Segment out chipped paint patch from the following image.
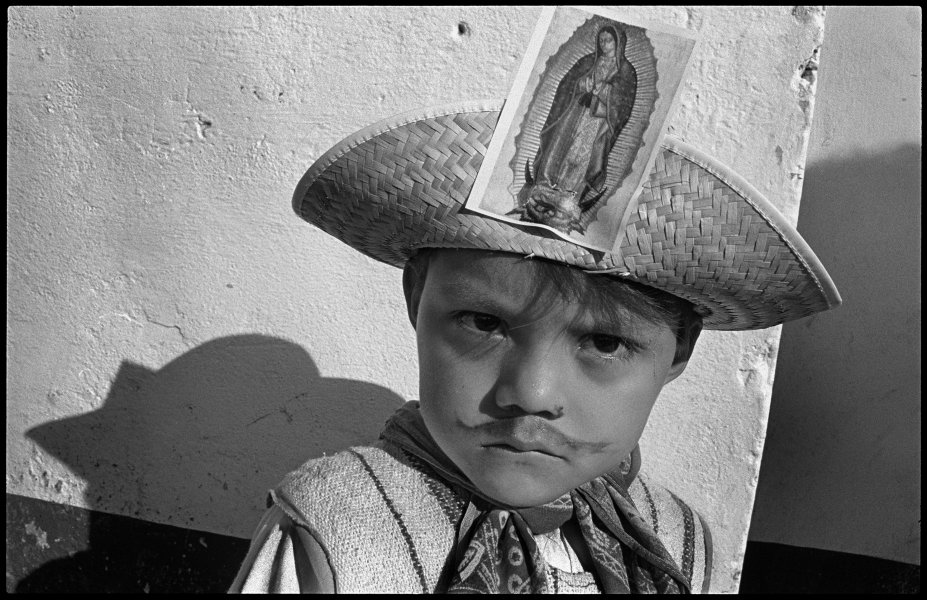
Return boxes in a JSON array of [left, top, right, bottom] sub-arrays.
[[24, 520, 50, 549]]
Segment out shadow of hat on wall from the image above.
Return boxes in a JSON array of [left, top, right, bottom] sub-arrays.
[[19, 334, 405, 592]]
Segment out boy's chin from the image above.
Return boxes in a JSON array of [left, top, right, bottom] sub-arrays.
[[469, 471, 572, 509]]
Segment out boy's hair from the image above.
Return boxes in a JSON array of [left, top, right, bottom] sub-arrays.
[[406, 248, 702, 365]]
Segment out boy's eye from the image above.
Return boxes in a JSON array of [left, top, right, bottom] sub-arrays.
[[585, 333, 641, 361], [456, 311, 502, 333], [470, 313, 502, 332], [590, 334, 623, 354]]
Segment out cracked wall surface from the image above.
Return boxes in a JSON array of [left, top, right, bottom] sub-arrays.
[[7, 6, 829, 593]]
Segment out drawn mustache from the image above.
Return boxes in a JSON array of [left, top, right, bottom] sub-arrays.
[[458, 416, 611, 454]]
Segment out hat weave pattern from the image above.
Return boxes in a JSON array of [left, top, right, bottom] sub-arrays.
[[294, 101, 840, 330]]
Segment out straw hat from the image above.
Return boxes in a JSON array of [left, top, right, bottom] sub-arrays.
[[292, 99, 841, 331]]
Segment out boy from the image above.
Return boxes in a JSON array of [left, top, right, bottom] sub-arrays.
[[228, 105, 840, 594], [230, 11, 840, 594]]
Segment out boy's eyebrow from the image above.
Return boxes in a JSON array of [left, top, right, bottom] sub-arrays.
[[433, 279, 506, 308], [432, 273, 559, 323], [567, 311, 653, 346]]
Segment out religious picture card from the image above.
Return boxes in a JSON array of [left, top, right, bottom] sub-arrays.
[[465, 5, 699, 252]]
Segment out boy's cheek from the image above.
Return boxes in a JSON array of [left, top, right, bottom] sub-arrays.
[[420, 344, 495, 403], [420, 323, 498, 380]]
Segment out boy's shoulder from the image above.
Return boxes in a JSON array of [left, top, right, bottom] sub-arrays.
[[269, 441, 463, 593], [272, 440, 465, 527], [627, 473, 713, 594]]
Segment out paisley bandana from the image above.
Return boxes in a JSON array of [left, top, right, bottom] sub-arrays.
[[379, 402, 690, 594]]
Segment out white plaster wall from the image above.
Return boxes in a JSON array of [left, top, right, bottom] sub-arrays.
[[748, 6, 922, 566], [7, 6, 827, 593]]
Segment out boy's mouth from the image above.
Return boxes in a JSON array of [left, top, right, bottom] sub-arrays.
[[458, 416, 612, 456], [483, 441, 561, 457]]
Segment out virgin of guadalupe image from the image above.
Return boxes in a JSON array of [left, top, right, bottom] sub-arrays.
[[511, 24, 638, 234]]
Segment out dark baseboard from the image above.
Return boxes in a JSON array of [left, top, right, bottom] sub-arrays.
[[6, 493, 249, 593], [6, 492, 921, 593], [740, 540, 920, 594]]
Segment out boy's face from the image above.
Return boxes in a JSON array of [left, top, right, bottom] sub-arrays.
[[406, 250, 688, 508]]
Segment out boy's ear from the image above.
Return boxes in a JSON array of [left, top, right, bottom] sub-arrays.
[[664, 317, 702, 385], [402, 263, 423, 329], [663, 359, 690, 385]]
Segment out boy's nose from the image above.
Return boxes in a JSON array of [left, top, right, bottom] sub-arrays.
[[493, 344, 565, 418]]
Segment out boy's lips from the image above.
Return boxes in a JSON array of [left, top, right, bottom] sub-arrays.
[[484, 439, 561, 457], [487, 419, 565, 456], [458, 416, 611, 457]]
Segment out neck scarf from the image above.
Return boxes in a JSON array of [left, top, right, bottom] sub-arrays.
[[379, 402, 690, 594]]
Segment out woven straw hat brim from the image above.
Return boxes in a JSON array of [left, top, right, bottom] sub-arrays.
[[293, 100, 841, 331]]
